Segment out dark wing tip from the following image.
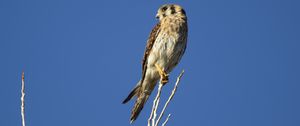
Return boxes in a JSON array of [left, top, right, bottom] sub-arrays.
[[122, 97, 131, 104], [122, 84, 141, 104]]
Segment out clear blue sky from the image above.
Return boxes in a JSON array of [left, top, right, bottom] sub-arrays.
[[1, 0, 300, 126]]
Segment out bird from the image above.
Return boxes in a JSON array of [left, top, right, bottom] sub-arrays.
[[122, 4, 188, 123]]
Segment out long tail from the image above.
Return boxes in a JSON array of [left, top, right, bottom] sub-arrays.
[[130, 93, 150, 123], [123, 80, 155, 123], [122, 80, 150, 123]]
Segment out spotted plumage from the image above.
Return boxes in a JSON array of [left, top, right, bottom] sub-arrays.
[[123, 4, 188, 123]]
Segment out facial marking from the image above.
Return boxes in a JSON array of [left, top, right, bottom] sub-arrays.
[[170, 5, 176, 14], [161, 6, 168, 12]]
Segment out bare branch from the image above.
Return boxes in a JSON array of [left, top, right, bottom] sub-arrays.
[[147, 70, 185, 126], [21, 72, 26, 126], [148, 83, 163, 126], [155, 70, 184, 126]]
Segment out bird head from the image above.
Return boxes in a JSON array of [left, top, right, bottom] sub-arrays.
[[156, 4, 187, 20]]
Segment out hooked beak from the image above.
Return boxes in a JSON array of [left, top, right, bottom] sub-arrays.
[[155, 14, 159, 19]]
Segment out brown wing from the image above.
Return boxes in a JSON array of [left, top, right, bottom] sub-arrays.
[[140, 23, 161, 85]]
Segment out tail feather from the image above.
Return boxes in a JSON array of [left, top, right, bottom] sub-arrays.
[[130, 93, 150, 123], [123, 87, 139, 104], [123, 81, 141, 104], [123, 80, 156, 123]]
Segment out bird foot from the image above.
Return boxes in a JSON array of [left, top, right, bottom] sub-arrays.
[[155, 64, 169, 85]]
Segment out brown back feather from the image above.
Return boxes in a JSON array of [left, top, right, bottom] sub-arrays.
[[141, 23, 161, 86]]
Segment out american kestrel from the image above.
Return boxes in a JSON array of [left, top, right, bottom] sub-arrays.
[[123, 4, 188, 123]]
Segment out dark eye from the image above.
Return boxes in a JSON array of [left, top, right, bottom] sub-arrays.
[[162, 6, 168, 12]]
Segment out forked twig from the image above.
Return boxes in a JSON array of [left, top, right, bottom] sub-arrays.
[[155, 70, 184, 126], [148, 70, 184, 126]]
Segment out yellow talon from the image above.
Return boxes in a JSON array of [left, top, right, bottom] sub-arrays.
[[155, 64, 169, 85]]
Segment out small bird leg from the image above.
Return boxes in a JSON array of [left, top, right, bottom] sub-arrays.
[[154, 64, 169, 85]]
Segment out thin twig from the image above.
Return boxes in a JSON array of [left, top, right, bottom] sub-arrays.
[[148, 83, 163, 126], [162, 114, 171, 126], [155, 70, 184, 126], [21, 72, 26, 126]]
